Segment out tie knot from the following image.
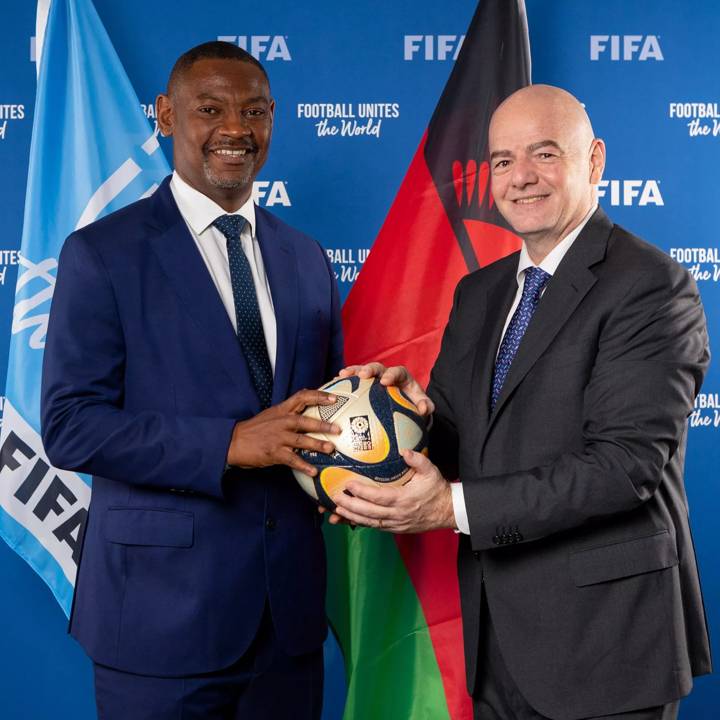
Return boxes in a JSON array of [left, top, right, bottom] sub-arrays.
[[523, 266, 551, 297], [213, 214, 247, 241]]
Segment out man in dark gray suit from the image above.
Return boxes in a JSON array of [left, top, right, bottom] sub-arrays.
[[331, 85, 712, 720]]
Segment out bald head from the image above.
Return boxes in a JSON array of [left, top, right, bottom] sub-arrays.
[[488, 84, 605, 260], [490, 85, 595, 152]]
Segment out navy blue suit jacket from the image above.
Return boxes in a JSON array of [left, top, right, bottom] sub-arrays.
[[41, 177, 344, 676]]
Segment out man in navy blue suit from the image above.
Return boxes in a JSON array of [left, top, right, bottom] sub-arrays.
[[41, 41, 343, 720]]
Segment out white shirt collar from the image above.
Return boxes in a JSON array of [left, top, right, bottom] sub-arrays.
[[170, 170, 256, 237], [516, 204, 598, 284]]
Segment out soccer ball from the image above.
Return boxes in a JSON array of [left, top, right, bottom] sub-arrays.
[[293, 376, 428, 509]]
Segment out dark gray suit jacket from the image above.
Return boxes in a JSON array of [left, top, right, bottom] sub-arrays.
[[428, 208, 712, 720]]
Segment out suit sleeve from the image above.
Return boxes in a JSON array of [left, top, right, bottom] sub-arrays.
[[41, 232, 236, 499], [427, 280, 463, 481], [461, 262, 709, 551]]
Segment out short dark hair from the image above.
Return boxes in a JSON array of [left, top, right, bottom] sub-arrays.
[[167, 41, 269, 96]]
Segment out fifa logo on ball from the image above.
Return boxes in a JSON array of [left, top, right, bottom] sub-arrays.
[[350, 415, 373, 451]]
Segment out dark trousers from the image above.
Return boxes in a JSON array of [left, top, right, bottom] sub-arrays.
[[93, 606, 323, 720], [473, 587, 679, 720]]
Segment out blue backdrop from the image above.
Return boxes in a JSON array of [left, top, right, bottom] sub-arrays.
[[0, 1, 718, 718]]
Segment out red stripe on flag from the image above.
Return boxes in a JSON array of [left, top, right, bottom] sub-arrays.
[[464, 219, 521, 267]]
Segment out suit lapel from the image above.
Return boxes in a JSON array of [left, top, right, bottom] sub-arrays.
[[147, 179, 260, 408], [470, 262, 518, 426], [484, 208, 613, 437], [255, 208, 299, 405]]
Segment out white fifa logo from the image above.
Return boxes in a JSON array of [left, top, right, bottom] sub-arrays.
[[590, 35, 663, 61], [597, 180, 664, 206], [252, 181, 291, 207], [217, 36, 291, 61], [403, 35, 465, 60]]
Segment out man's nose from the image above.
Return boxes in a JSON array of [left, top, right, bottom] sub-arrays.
[[510, 157, 538, 187], [219, 110, 251, 137]]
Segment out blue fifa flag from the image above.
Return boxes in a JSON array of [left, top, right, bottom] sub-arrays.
[[0, 0, 169, 616]]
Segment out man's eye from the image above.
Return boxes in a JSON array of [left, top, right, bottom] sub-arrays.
[[537, 152, 555, 159], [198, 107, 218, 114], [245, 109, 266, 118], [494, 160, 510, 170]]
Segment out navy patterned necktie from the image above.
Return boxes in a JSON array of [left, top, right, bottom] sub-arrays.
[[491, 266, 552, 411], [213, 214, 273, 409]]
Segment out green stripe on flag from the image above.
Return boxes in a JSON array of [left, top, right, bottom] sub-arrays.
[[325, 524, 452, 720]]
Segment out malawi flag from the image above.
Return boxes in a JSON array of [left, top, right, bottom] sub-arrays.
[[325, 1, 531, 718]]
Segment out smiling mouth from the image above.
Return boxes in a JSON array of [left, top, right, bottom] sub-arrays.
[[205, 144, 258, 161], [211, 147, 254, 157], [512, 195, 549, 205]]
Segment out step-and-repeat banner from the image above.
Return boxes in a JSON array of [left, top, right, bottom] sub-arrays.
[[0, 1, 718, 718]]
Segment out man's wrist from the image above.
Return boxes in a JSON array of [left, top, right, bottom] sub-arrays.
[[441, 482, 457, 530], [226, 420, 244, 466]]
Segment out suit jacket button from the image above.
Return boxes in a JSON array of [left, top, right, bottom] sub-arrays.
[[473, 551, 481, 559], [265, 517, 276, 531]]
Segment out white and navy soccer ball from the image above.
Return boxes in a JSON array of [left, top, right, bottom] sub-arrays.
[[293, 376, 428, 509]]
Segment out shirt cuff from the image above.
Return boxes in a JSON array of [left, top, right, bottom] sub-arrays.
[[451, 482, 470, 535]]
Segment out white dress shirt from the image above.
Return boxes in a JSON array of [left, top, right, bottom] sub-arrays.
[[451, 206, 598, 534], [170, 171, 277, 372]]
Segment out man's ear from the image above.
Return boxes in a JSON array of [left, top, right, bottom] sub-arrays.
[[156, 93, 174, 137], [589, 138, 606, 185]]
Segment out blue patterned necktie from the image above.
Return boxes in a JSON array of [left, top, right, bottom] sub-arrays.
[[491, 266, 552, 411], [213, 214, 273, 409]]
